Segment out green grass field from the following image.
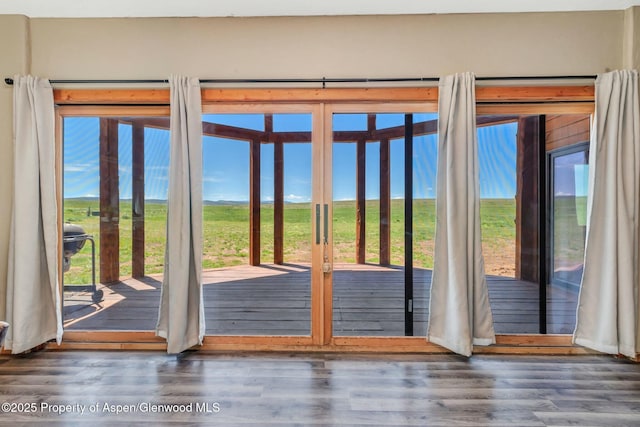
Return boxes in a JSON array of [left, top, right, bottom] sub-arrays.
[[63, 198, 519, 284]]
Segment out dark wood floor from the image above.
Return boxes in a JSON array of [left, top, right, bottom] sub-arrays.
[[1, 351, 639, 426], [63, 264, 578, 336]]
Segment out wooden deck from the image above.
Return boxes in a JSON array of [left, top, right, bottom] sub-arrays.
[[63, 264, 578, 336]]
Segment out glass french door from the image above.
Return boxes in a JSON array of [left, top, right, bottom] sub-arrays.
[[200, 103, 438, 340], [201, 105, 323, 337], [547, 141, 589, 333], [324, 105, 438, 338]]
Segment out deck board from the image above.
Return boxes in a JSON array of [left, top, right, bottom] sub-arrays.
[[63, 264, 578, 336]]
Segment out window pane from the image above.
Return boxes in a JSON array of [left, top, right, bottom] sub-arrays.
[[202, 112, 312, 336], [479, 118, 539, 334], [548, 144, 588, 333], [332, 112, 436, 337], [63, 116, 169, 331]]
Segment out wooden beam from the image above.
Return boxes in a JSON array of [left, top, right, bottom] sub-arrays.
[[202, 121, 264, 141], [380, 138, 391, 266], [268, 114, 284, 265], [55, 89, 170, 104], [477, 103, 594, 115], [53, 86, 594, 106], [202, 87, 440, 103], [274, 141, 284, 264], [356, 138, 366, 264], [132, 122, 145, 278], [99, 118, 120, 283], [476, 86, 594, 103], [367, 113, 376, 132], [126, 116, 517, 146], [269, 131, 310, 143], [50, 332, 598, 355], [58, 105, 170, 118], [250, 138, 261, 266], [515, 116, 540, 283]]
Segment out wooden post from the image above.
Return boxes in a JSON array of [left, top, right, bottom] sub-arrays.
[[274, 139, 284, 265], [265, 114, 284, 265], [99, 118, 120, 283], [250, 138, 261, 266], [380, 138, 391, 265], [516, 116, 540, 282], [132, 122, 145, 278], [356, 138, 366, 264]]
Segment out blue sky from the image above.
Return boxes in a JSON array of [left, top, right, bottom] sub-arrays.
[[63, 114, 518, 202]]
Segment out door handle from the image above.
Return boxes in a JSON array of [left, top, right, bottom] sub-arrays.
[[323, 204, 329, 244], [322, 204, 331, 273], [315, 204, 321, 245]]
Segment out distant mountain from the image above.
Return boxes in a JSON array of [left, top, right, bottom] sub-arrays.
[[203, 200, 249, 206], [65, 197, 305, 206]]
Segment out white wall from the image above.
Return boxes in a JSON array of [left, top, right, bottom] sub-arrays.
[[29, 12, 623, 80], [0, 15, 29, 320], [624, 7, 640, 68]]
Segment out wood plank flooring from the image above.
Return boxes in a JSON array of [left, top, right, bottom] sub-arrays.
[[63, 264, 578, 336], [0, 351, 639, 426]]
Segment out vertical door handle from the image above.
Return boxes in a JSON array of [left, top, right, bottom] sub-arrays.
[[323, 204, 329, 244], [315, 204, 321, 245], [322, 203, 331, 273]]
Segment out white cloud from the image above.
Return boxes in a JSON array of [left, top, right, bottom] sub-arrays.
[[285, 193, 310, 202], [64, 163, 95, 172], [203, 175, 226, 183]]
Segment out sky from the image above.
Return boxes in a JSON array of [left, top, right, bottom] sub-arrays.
[[63, 114, 519, 202]]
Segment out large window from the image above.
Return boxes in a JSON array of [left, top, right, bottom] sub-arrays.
[[62, 113, 170, 330], [57, 87, 594, 352]]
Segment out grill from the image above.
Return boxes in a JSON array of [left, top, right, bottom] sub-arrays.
[[0, 321, 8, 348], [63, 223, 102, 303], [63, 223, 87, 271]]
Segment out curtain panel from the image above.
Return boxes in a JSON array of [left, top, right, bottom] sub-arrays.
[[156, 76, 205, 354], [5, 75, 61, 354], [427, 72, 496, 357], [573, 69, 640, 359]]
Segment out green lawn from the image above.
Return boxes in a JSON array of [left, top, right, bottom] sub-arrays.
[[63, 198, 518, 284]]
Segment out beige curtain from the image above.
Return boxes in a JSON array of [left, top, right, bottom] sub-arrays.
[[427, 72, 495, 357], [573, 69, 640, 359], [156, 76, 205, 354], [4, 76, 61, 354]]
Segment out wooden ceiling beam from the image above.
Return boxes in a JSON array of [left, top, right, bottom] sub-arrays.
[[123, 115, 522, 144]]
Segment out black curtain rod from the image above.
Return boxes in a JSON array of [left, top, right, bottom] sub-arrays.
[[3, 75, 597, 86]]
